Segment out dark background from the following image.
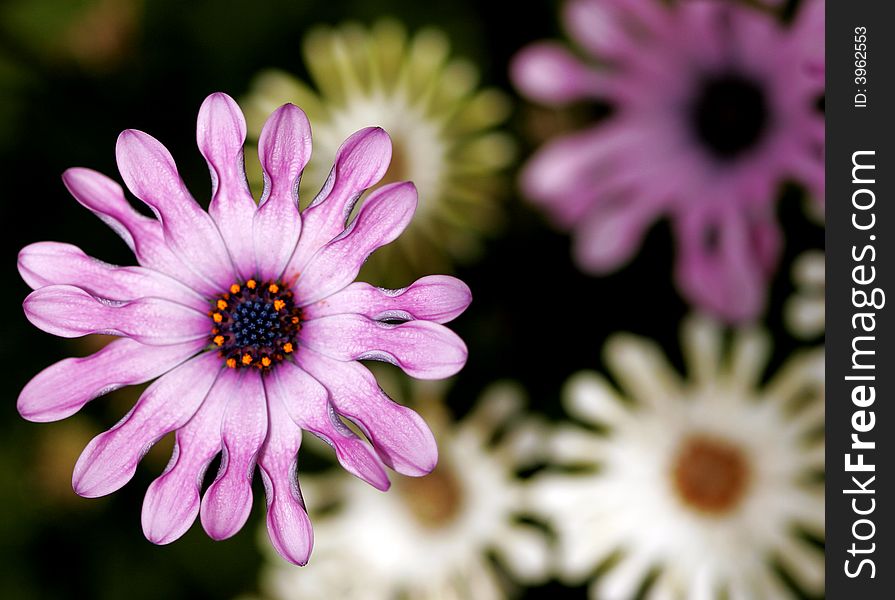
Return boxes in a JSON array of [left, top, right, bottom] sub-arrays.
[[0, 0, 822, 598]]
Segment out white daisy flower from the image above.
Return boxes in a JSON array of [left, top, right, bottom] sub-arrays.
[[530, 316, 824, 599], [258, 381, 549, 600], [243, 20, 514, 286], [785, 250, 825, 339]]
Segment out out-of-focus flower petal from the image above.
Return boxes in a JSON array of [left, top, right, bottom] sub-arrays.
[[269, 361, 390, 490], [303, 275, 471, 323], [18, 242, 205, 309], [72, 352, 221, 497], [116, 129, 236, 291], [572, 200, 659, 273], [200, 372, 268, 540], [297, 349, 438, 476], [141, 368, 235, 544], [253, 103, 311, 280], [300, 314, 467, 380], [511, 42, 605, 105], [562, 0, 668, 60], [18, 337, 204, 423], [793, 0, 824, 83], [257, 385, 314, 566], [674, 210, 772, 324], [198, 92, 258, 280], [285, 127, 392, 276], [24, 284, 209, 345], [294, 182, 416, 305]]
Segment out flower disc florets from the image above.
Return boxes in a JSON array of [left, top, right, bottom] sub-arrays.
[[210, 279, 301, 370]]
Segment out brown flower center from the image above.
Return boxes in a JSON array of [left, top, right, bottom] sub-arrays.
[[396, 461, 464, 528], [671, 434, 750, 515]]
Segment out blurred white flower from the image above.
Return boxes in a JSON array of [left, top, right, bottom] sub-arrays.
[[529, 316, 824, 599], [785, 250, 825, 339], [259, 381, 549, 600]]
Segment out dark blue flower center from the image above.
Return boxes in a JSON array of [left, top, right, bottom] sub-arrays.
[[208, 279, 301, 371], [232, 300, 281, 348]]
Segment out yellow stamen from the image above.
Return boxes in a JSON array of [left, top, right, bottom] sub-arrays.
[[213, 335, 225, 346], [213, 313, 223, 323], [246, 279, 257, 289], [241, 353, 253, 365], [273, 299, 286, 311], [230, 284, 241, 294], [226, 358, 237, 369], [261, 357, 272, 367], [283, 342, 294, 353], [217, 299, 228, 310], [268, 283, 279, 293]]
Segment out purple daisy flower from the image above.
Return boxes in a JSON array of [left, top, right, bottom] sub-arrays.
[[511, 0, 824, 322], [17, 92, 471, 565]]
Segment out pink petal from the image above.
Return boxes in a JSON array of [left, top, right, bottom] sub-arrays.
[[793, 0, 824, 82], [257, 385, 313, 565], [61, 168, 187, 279], [294, 182, 417, 305], [750, 214, 783, 275], [520, 124, 646, 224], [200, 372, 268, 540], [572, 199, 659, 273], [303, 275, 472, 324], [116, 129, 235, 291], [72, 352, 221, 498], [511, 42, 605, 105], [674, 209, 773, 323], [253, 104, 311, 280], [297, 349, 438, 476], [284, 127, 392, 277], [561, 0, 665, 61], [198, 93, 258, 280], [268, 361, 390, 490], [18, 337, 204, 423], [300, 314, 467, 379], [141, 367, 235, 545], [24, 284, 209, 345], [18, 242, 205, 309]]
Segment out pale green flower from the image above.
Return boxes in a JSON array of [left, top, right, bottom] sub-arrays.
[[243, 20, 514, 285]]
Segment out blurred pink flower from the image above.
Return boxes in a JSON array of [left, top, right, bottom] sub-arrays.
[[512, 0, 824, 322], [17, 92, 470, 565]]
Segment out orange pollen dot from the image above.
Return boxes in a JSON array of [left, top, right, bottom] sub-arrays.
[[230, 284, 241, 294], [213, 335, 225, 346], [268, 284, 279, 293], [273, 299, 286, 311], [291, 316, 299, 324], [261, 357, 272, 367], [217, 299, 228, 310], [246, 279, 257, 289], [226, 358, 237, 369], [283, 342, 294, 353], [241, 354, 253, 365], [213, 313, 223, 323]]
